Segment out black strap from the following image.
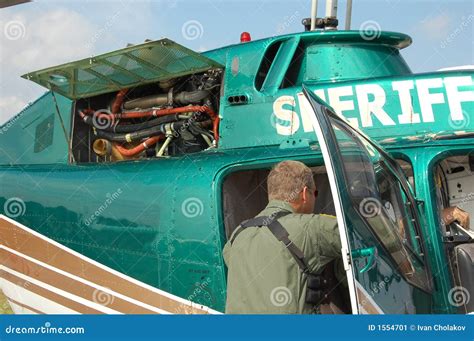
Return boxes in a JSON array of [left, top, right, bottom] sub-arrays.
[[230, 211, 309, 273]]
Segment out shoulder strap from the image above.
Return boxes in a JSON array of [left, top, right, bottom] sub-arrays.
[[230, 211, 309, 273], [266, 218, 310, 273]]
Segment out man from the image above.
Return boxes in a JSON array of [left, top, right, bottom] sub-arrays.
[[223, 160, 345, 314]]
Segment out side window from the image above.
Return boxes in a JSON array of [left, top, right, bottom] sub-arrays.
[[280, 43, 304, 89], [34, 114, 55, 153], [330, 119, 430, 290], [254, 41, 283, 91], [433, 153, 474, 234]]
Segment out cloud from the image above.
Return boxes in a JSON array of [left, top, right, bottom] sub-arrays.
[[419, 14, 453, 40], [0, 96, 27, 124], [2, 8, 97, 71], [0, 8, 97, 124]]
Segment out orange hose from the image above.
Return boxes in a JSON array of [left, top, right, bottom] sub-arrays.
[[114, 135, 163, 157], [78, 108, 94, 119], [116, 106, 216, 119], [112, 89, 128, 114]]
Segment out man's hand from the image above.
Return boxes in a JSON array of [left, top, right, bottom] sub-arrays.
[[442, 207, 470, 230]]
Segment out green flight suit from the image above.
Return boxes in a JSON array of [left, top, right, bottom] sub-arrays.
[[223, 199, 344, 314]]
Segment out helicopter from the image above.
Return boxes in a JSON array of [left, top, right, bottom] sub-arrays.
[[0, 0, 473, 314]]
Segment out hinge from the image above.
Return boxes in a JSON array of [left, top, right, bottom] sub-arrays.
[[342, 247, 351, 271]]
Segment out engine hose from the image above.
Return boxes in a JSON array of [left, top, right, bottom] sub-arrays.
[[114, 135, 163, 157], [94, 120, 187, 142], [111, 115, 180, 133], [80, 105, 219, 143], [174, 90, 209, 105], [80, 112, 180, 133], [123, 90, 209, 110], [118, 105, 219, 142], [111, 89, 128, 114]]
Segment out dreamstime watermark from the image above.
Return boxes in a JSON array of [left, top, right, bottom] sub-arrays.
[[172, 112, 204, 138], [0, 111, 25, 135], [92, 109, 115, 130], [5, 322, 84, 335], [4, 20, 26, 40], [187, 277, 211, 302], [3, 197, 26, 218], [370, 277, 390, 295], [359, 20, 381, 41], [261, 10, 300, 50], [84, 188, 122, 226], [440, 15, 474, 49], [261, 187, 301, 226], [269, 111, 290, 130], [448, 110, 470, 130], [92, 288, 115, 307], [358, 197, 382, 218], [181, 197, 204, 218], [270, 286, 292, 307], [181, 20, 203, 40], [447, 286, 470, 307], [84, 5, 127, 50], [276, 11, 300, 35]]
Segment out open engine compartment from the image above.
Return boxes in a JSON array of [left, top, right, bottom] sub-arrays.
[[71, 69, 222, 163]]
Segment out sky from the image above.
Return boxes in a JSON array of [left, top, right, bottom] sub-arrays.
[[0, 0, 472, 124]]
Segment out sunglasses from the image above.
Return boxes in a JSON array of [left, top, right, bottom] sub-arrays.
[[305, 187, 318, 197]]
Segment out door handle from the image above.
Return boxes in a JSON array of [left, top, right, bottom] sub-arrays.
[[351, 246, 377, 273]]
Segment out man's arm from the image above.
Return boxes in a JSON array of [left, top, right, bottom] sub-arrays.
[[304, 214, 342, 272], [317, 214, 342, 258], [443, 206, 470, 229]]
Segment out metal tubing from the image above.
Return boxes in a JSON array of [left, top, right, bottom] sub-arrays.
[[310, 0, 318, 31], [325, 0, 338, 18], [345, 0, 352, 30]]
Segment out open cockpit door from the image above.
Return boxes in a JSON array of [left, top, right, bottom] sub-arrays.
[[302, 86, 432, 314], [22, 38, 223, 100]]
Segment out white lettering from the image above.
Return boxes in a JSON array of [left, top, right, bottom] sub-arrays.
[[297, 92, 315, 133], [272, 95, 299, 135], [416, 78, 445, 122], [444, 76, 474, 120], [392, 80, 421, 124], [314, 89, 326, 102], [355, 84, 396, 127], [328, 86, 359, 127]]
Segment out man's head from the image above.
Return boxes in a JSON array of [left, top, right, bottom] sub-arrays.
[[267, 160, 316, 214]]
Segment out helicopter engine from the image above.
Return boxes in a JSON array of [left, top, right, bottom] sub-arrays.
[[73, 69, 222, 162]]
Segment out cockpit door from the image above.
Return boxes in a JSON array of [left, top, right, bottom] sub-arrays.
[[302, 86, 432, 314]]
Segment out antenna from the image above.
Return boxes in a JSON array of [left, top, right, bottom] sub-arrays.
[[305, 0, 352, 31], [325, 0, 338, 19], [345, 0, 353, 30], [325, 0, 338, 30], [310, 0, 318, 31]]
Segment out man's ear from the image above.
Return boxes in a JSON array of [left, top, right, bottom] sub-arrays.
[[302, 186, 309, 203]]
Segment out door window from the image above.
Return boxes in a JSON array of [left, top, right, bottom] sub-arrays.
[[329, 116, 429, 291]]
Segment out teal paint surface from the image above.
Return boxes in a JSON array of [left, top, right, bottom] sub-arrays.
[[1, 29, 473, 313]]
